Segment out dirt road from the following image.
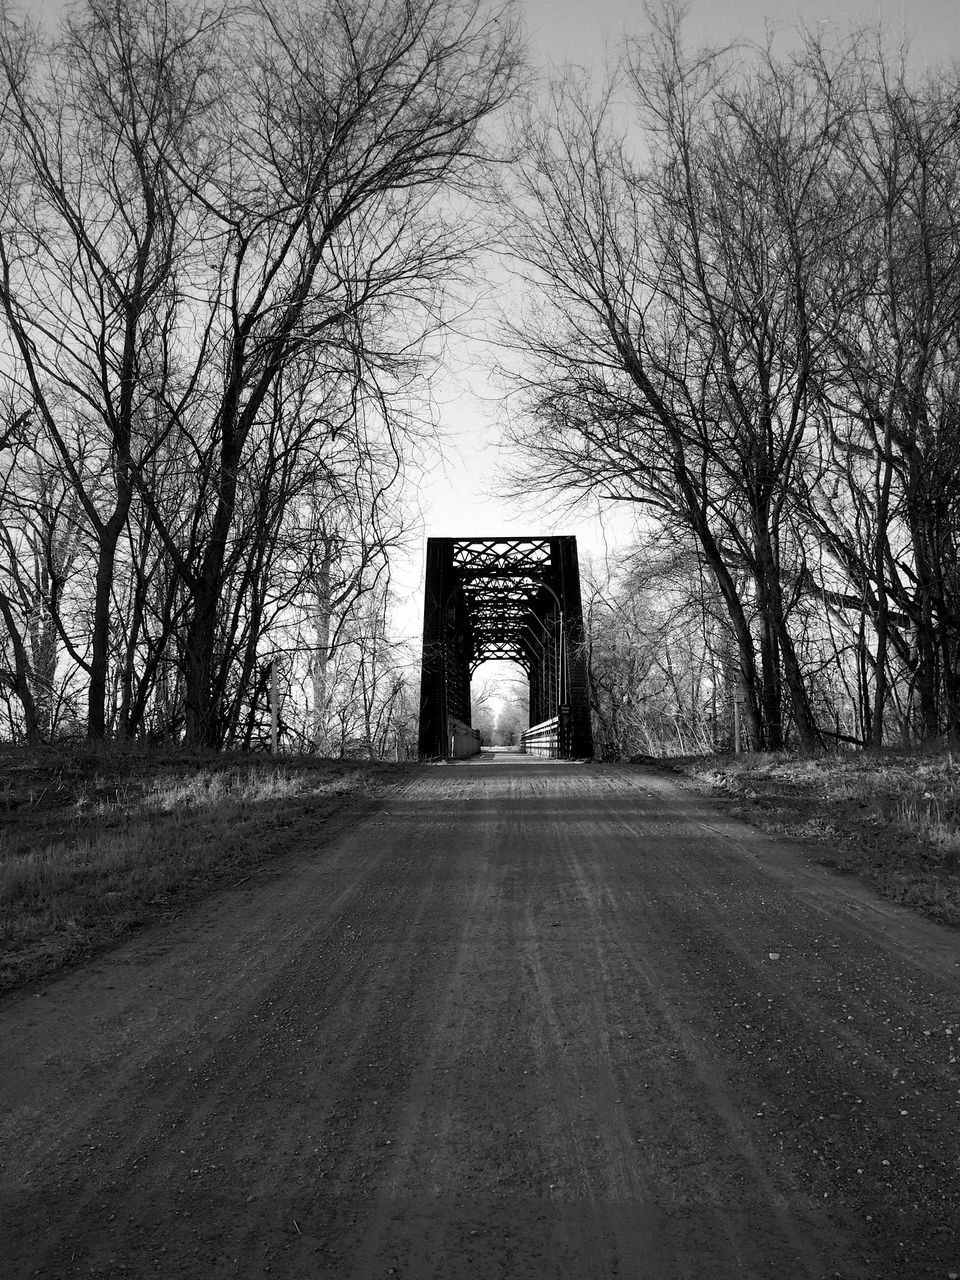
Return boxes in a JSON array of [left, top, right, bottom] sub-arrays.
[[1, 753, 958, 1279]]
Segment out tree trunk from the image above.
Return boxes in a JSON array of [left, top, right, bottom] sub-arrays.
[[761, 531, 821, 750], [911, 526, 939, 740], [183, 426, 242, 745], [0, 589, 41, 744], [757, 610, 782, 750], [870, 407, 896, 747], [87, 501, 131, 740], [913, 610, 939, 740], [310, 541, 333, 750], [183, 579, 220, 747], [671, 471, 764, 750], [753, 509, 786, 751]]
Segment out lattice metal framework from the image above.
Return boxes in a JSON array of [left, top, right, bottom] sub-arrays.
[[418, 536, 593, 758]]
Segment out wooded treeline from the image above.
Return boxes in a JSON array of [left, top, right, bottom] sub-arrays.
[[0, 0, 515, 749], [505, 5, 960, 756], [5, 0, 960, 760]]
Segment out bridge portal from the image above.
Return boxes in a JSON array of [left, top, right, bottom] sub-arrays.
[[417, 536, 593, 759]]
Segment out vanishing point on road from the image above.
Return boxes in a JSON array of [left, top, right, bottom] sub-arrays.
[[1, 751, 958, 1278]]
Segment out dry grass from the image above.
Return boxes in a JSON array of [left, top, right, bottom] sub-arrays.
[[0, 747, 411, 994], [663, 748, 960, 928]]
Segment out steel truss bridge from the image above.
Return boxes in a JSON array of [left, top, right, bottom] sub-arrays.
[[417, 536, 593, 759]]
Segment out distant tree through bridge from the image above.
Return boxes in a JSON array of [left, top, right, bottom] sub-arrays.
[[418, 537, 593, 759]]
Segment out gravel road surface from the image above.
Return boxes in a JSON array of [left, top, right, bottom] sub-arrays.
[[1, 752, 958, 1279]]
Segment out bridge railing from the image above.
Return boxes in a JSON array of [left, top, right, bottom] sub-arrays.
[[520, 716, 560, 757]]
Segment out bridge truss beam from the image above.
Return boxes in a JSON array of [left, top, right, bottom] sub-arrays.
[[418, 536, 593, 759]]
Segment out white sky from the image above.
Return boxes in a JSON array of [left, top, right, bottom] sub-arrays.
[[17, 0, 960, 657], [396, 0, 960, 651]]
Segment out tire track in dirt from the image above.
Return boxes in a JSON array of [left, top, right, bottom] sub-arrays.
[[0, 755, 958, 1278], [561, 840, 831, 1277], [557, 769, 959, 1276]]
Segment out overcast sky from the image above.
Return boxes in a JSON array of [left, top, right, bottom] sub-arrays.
[[401, 0, 960, 645], [18, 0, 960, 646], [525, 0, 960, 70]]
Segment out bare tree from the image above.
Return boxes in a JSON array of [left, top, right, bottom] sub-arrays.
[[0, 0, 518, 746], [502, 8, 858, 749], [795, 36, 960, 744], [152, 0, 518, 745], [581, 542, 724, 759], [0, 0, 219, 737]]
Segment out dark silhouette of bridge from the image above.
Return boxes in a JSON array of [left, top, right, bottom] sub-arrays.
[[417, 536, 593, 759]]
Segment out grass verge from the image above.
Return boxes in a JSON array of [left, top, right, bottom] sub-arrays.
[[0, 746, 412, 995], [659, 749, 960, 928]]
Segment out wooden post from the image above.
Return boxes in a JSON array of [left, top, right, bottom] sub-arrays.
[[733, 697, 741, 756], [270, 657, 278, 755]]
